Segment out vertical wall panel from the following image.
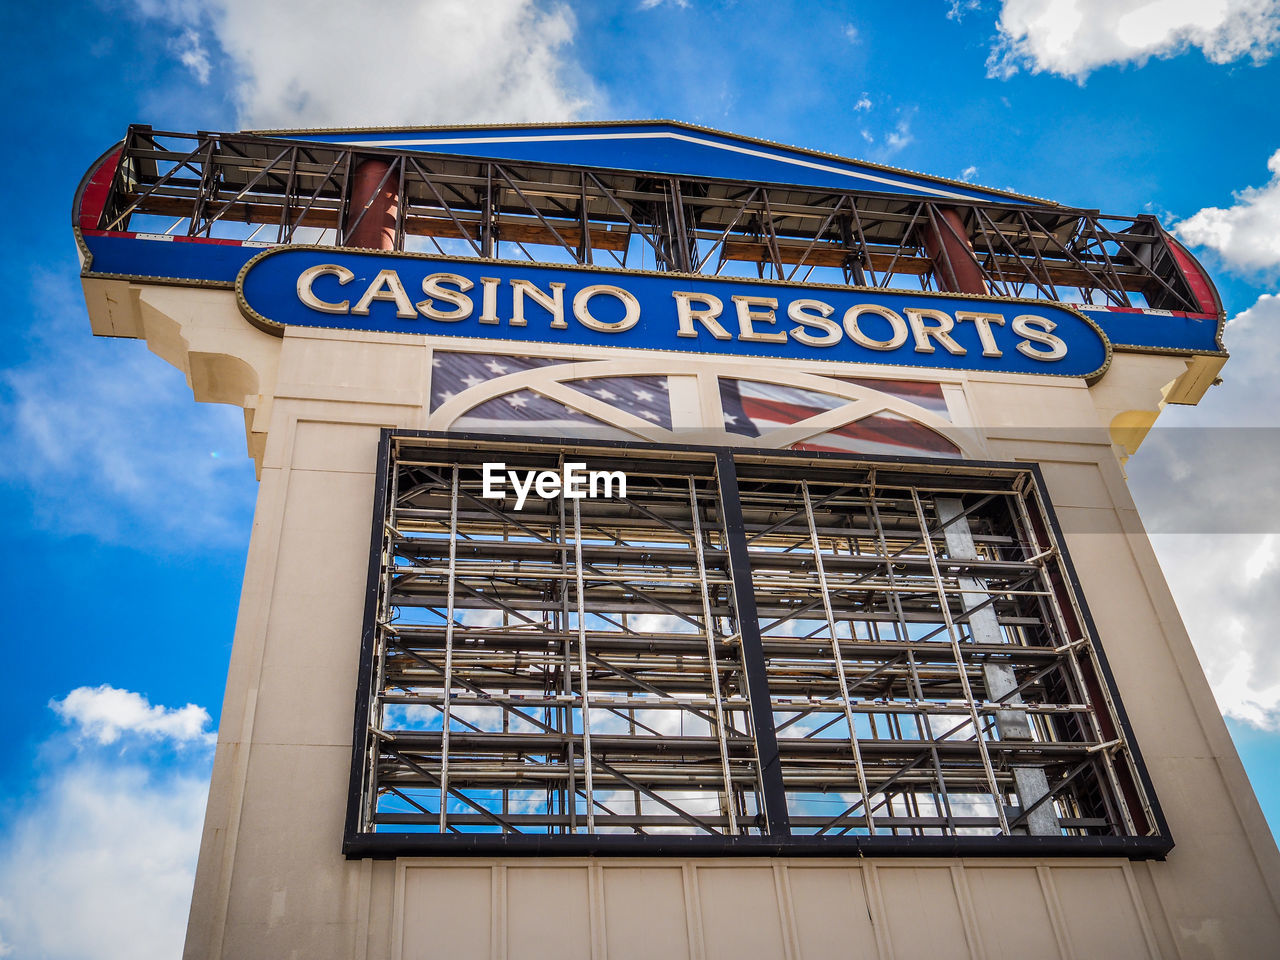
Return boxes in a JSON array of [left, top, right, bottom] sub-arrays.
[[787, 867, 879, 960], [506, 867, 592, 960], [401, 867, 492, 960], [1050, 867, 1154, 959], [697, 867, 789, 960], [875, 866, 972, 960], [964, 866, 1063, 960], [601, 867, 691, 960]]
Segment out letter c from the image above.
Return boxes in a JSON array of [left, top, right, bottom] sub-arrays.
[[297, 264, 355, 314]]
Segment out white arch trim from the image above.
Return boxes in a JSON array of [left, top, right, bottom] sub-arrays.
[[427, 355, 984, 458]]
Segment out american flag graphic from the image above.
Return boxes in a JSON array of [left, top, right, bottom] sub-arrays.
[[719, 378, 959, 457], [432, 351, 673, 439], [430, 352, 565, 410], [430, 351, 955, 455], [838, 378, 949, 418]]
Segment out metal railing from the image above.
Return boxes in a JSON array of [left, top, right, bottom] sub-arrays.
[[91, 126, 1213, 313]]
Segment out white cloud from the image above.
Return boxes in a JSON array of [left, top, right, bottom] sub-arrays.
[[52, 685, 215, 746], [171, 27, 210, 84], [1143, 292, 1280, 428], [0, 270, 256, 547], [1216, 293, 1280, 415], [0, 695, 212, 960], [126, 0, 593, 128], [1176, 149, 1280, 274], [1149, 533, 1280, 729], [0, 765, 207, 960], [947, 0, 982, 20], [844, 23, 860, 43], [987, 0, 1280, 81], [640, 0, 689, 8], [883, 112, 914, 154], [852, 107, 913, 155], [1127, 293, 1280, 729], [960, 164, 979, 181]]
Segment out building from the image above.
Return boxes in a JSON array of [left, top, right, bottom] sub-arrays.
[[74, 121, 1280, 958]]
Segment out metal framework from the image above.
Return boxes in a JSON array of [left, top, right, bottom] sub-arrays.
[[347, 433, 1169, 857], [94, 126, 1211, 313]]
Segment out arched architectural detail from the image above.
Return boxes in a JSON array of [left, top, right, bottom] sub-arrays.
[[427, 353, 982, 458]]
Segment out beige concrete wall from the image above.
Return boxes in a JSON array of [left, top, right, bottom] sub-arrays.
[[388, 858, 1160, 960], [80, 280, 1280, 959]]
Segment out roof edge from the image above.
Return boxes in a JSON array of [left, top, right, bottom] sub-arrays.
[[241, 117, 1056, 207]]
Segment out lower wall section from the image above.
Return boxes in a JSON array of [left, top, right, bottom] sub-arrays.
[[390, 858, 1160, 960]]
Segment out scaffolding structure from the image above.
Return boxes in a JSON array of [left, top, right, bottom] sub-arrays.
[[89, 125, 1214, 313], [348, 434, 1166, 855]]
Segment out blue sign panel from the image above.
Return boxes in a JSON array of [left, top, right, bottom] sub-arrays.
[[1081, 307, 1223, 353], [238, 248, 1111, 380]]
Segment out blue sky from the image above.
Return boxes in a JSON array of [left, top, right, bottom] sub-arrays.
[[4, 1, 1280, 956]]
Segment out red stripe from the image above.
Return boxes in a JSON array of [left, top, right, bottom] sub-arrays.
[[1091, 305, 1216, 321], [740, 397, 836, 424], [841, 378, 945, 404], [1164, 234, 1221, 316], [78, 150, 121, 230], [796, 415, 958, 455], [81, 229, 259, 247]]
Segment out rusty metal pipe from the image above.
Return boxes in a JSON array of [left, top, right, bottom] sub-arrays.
[[924, 206, 988, 295], [346, 157, 398, 250]]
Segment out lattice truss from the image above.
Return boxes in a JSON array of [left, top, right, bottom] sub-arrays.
[[98, 126, 1207, 312], [353, 437, 1160, 842]]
